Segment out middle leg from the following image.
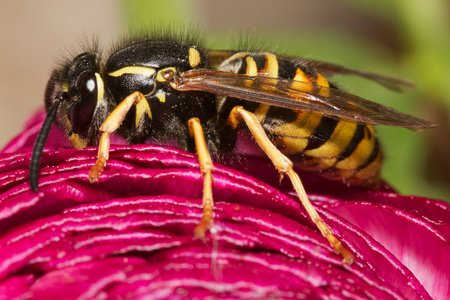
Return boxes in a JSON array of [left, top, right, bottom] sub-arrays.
[[188, 117, 215, 238]]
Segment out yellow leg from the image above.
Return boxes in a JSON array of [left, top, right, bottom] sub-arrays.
[[227, 106, 354, 264], [188, 117, 215, 238], [89, 91, 147, 182]]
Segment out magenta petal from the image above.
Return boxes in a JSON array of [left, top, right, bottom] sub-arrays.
[[0, 110, 70, 155], [328, 199, 450, 300], [0, 110, 448, 299], [0, 196, 407, 299]]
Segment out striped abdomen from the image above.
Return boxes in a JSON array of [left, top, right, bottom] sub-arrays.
[[218, 52, 382, 188]]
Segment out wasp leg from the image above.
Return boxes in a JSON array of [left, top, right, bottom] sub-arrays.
[[227, 106, 354, 264], [188, 117, 215, 238], [89, 91, 147, 182]]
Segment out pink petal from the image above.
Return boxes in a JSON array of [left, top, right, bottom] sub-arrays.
[[0, 110, 448, 299]]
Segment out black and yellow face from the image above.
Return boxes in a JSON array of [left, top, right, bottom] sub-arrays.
[[45, 52, 111, 148]]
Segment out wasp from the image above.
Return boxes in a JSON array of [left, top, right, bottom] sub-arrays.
[[29, 31, 435, 264]]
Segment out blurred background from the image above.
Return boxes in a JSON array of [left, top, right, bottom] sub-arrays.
[[0, 0, 449, 200]]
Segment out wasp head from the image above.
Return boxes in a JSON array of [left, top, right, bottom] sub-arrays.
[[30, 52, 112, 191], [48, 52, 112, 148]]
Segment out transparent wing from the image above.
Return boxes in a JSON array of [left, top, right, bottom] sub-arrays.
[[172, 69, 435, 129]]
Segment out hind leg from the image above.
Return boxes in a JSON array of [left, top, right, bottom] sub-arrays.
[[227, 106, 354, 264]]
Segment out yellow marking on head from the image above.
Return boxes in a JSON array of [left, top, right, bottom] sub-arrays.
[[95, 73, 104, 103], [61, 81, 69, 93], [262, 53, 279, 77], [69, 133, 90, 149], [156, 92, 166, 103], [108, 66, 156, 77], [156, 67, 177, 82], [189, 47, 201, 68], [245, 56, 258, 76], [135, 98, 152, 127]]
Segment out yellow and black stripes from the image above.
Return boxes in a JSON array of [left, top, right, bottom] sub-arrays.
[[268, 111, 381, 188], [219, 52, 382, 188]]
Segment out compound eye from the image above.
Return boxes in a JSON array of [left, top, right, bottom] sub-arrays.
[[70, 71, 98, 135]]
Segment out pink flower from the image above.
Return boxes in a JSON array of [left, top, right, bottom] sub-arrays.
[[0, 110, 448, 299]]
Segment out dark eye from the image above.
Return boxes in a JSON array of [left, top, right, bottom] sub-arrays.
[[70, 71, 98, 135]]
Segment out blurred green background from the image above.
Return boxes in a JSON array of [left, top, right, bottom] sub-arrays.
[[1, 0, 448, 200]]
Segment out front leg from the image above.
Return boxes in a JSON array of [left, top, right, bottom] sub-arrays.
[[89, 91, 149, 182]]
